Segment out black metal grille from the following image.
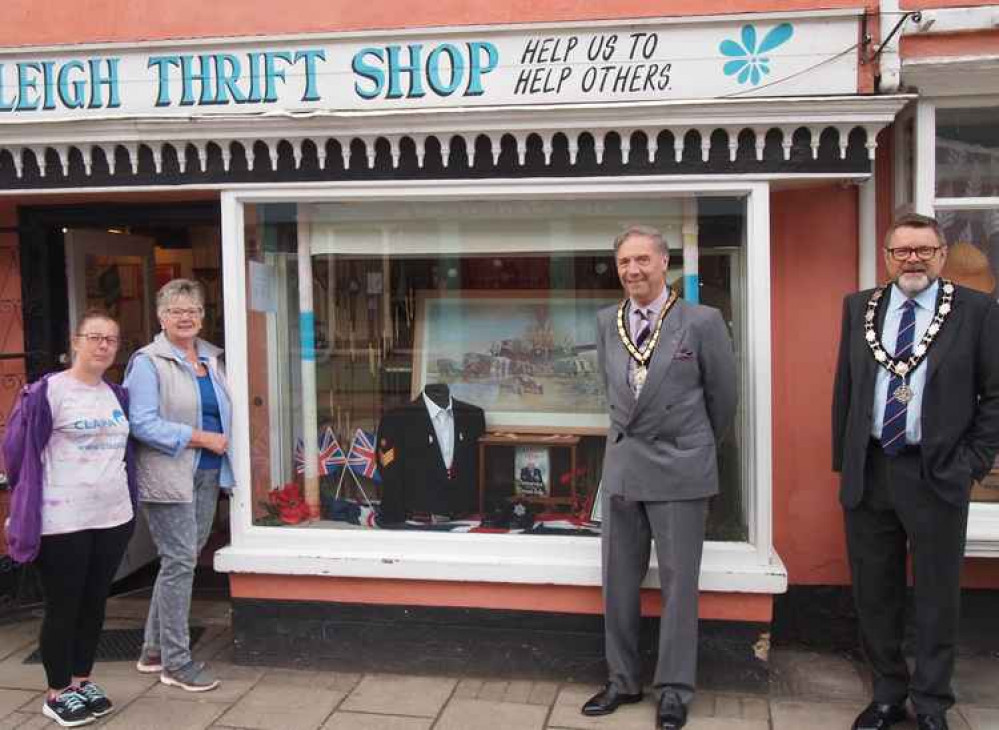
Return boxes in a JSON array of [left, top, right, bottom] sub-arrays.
[[23, 626, 205, 663]]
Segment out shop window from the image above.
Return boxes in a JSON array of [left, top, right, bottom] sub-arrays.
[[242, 196, 751, 541], [935, 105, 999, 506]]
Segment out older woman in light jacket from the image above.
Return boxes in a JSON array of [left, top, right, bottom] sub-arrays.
[[124, 279, 233, 693]]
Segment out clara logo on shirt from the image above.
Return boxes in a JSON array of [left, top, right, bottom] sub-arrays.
[[73, 409, 127, 430]]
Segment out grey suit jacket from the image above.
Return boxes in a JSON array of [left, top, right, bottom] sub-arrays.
[[597, 297, 738, 502]]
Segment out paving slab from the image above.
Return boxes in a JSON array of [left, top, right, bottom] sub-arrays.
[[954, 656, 999, 706], [0, 712, 48, 729], [0, 623, 39, 664], [215, 684, 344, 730], [0, 653, 45, 692], [454, 679, 482, 699], [0, 690, 36, 720], [684, 720, 769, 730], [321, 713, 432, 730], [770, 649, 868, 701], [340, 674, 456, 718], [435, 698, 548, 730], [527, 682, 560, 706], [770, 700, 863, 730], [258, 668, 359, 692], [504, 680, 534, 704], [549, 686, 657, 730], [101, 696, 228, 730], [961, 706, 999, 730], [479, 680, 509, 701]]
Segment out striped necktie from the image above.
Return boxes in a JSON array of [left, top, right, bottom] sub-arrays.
[[634, 309, 651, 349], [880, 299, 917, 455]]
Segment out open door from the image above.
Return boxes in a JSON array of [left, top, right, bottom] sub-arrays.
[[65, 230, 156, 383], [65, 229, 159, 581]]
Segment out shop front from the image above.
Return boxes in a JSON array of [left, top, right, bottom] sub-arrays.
[[0, 8, 915, 669]]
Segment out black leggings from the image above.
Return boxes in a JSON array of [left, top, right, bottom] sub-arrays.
[[35, 520, 134, 690]]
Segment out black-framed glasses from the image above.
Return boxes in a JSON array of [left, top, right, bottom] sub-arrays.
[[885, 246, 943, 262], [76, 333, 120, 346]]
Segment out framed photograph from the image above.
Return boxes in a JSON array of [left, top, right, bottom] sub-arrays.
[[412, 291, 617, 433], [514, 446, 550, 497]]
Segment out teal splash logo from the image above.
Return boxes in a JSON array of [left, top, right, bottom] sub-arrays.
[[720, 23, 794, 86]]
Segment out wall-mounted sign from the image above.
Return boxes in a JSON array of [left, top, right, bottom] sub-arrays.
[[0, 12, 860, 121]]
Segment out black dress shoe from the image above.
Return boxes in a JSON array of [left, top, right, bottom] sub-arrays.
[[916, 714, 948, 730], [580, 684, 643, 716], [852, 701, 908, 730], [657, 695, 687, 730]]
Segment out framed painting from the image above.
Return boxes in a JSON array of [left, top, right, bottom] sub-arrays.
[[411, 291, 618, 433]]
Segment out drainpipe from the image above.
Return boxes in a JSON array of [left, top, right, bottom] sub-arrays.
[[859, 176, 878, 289]]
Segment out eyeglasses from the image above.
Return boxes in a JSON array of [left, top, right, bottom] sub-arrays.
[[76, 333, 120, 346], [885, 246, 943, 262], [164, 307, 204, 319]]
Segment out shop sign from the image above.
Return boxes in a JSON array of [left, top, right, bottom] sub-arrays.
[[0, 14, 859, 121]]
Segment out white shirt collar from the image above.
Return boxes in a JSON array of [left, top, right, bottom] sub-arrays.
[[630, 285, 671, 319], [422, 392, 453, 419], [889, 279, 939, 312]]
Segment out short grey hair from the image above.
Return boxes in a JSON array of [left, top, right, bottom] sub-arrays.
[[157, 278, 205, 316], [613, 225, 668, 256]]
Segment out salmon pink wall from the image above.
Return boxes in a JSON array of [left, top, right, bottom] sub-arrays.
[[902, 0, 997, 8], [0, 0, 872, 48], [229, 574, 774, 622], [900, 30, 999, 59], [771, 185, 857, 585]]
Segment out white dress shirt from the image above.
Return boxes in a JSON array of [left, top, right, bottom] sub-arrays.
[[871, 280, 938, 445], [423, 392, 455, 469]]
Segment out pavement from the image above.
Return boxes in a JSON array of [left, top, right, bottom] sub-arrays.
[[1, 593, 997, 730]]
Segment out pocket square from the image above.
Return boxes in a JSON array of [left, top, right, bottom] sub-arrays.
[[674, 348, 695, 361]]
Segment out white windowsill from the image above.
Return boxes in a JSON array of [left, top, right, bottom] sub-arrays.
[[214, 532, 788, 594]]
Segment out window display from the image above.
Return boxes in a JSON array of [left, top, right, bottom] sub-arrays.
[[243, 196, 750, 540]]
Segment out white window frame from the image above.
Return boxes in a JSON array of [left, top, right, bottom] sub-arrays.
[[215, 177, 787, 593], [913, 97, 999, 557]]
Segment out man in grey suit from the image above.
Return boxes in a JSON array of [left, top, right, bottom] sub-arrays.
[[833, 214, 999, 730], [582, 225, 737, 730]]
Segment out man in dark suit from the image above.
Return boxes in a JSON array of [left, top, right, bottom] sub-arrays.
[[377, 386, 485, 524], [833, 213, 999, 730], [582, 225, 737, 730]]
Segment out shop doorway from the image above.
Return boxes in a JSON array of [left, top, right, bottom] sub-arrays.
[[18, 202, 227, 585], [65, 229, 157, 383]]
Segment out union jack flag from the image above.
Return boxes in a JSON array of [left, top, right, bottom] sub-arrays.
[[347, 428, 381, 483], [294, 427, 347, 476]]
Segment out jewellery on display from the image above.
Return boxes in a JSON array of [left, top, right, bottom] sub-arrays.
[[864, 279, 954, 388], [616, 288, 679, 370]]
